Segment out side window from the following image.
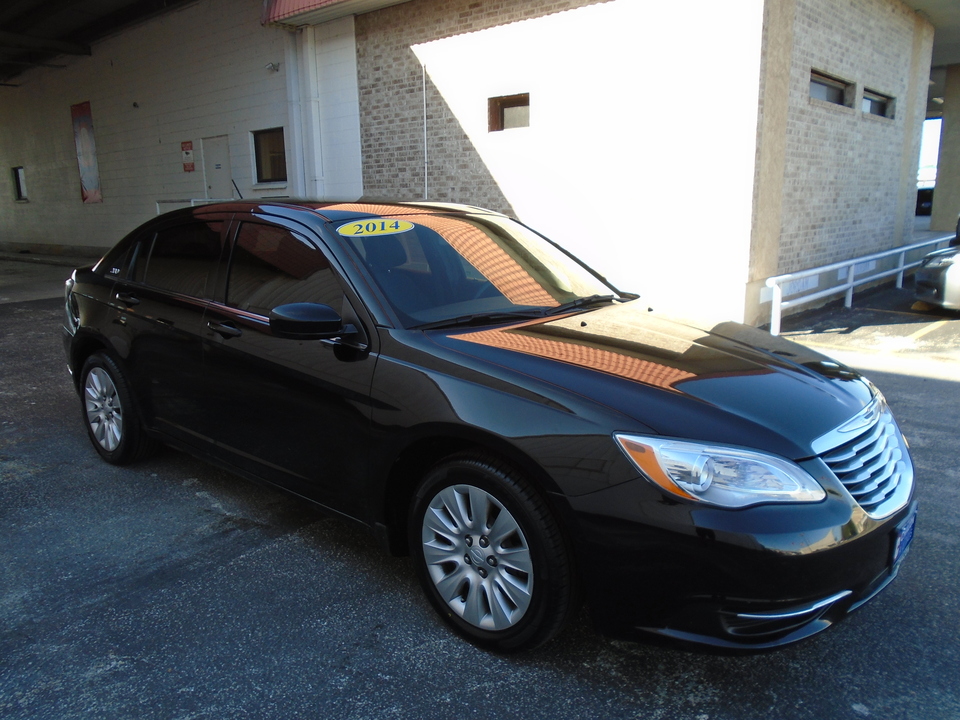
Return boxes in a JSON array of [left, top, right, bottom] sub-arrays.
[[138, 222, 223, 297], [227, 222, 341, 316], [130, 234, 153, 284], [98, 240, 135, 279]]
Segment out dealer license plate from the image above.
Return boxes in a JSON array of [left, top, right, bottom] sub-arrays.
[[892, 507, 917, 566]]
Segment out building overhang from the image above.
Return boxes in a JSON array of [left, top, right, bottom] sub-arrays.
[[260, 0, 411, 28]]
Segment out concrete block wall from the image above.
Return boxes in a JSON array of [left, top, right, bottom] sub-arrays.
[[778, 0, 932, 272], [0, 0, 291, 253], [354, 0, 766, 321], [353, 0, 609, 212]]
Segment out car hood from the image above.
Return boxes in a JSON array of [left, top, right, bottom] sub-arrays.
[[922, 246, 959, 262], [431, 301, 875, 459]]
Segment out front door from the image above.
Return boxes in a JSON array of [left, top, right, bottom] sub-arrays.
[[200, 219, 377, 516]]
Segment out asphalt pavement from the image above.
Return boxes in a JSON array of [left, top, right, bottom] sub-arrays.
[[1, 259, 958, 720]]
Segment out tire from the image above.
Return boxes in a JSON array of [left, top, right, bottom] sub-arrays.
[[409, 454, 578, 652], [79, 352, 158, 465]]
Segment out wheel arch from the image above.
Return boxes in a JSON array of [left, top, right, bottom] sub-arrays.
[[377, 426, 570, 558], [68, 332, 114, 390]]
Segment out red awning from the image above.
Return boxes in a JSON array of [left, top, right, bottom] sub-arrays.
[[261, 0, 350, 25], [261, 0, 409, 27]]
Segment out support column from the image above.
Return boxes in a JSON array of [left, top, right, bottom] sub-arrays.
[[893, 15, 935, 246], [284, 30, 306, 198], [743, 0, 795, 326], [931, 64, 960, 233], [291, 26, 325, 199]]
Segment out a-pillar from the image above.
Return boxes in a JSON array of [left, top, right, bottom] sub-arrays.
[[931, 64, 960, 233]]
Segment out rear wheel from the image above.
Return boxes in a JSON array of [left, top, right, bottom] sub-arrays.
[[409, 454, 577, 652], [80, 352, 158, 465]]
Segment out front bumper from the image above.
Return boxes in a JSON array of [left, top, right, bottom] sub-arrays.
[[565, 477, 916, 649], [915, 265, 959, 309]]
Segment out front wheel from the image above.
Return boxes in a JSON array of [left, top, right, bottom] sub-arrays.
[[409, 454, 577, 652], [79, 352, 157, 465]]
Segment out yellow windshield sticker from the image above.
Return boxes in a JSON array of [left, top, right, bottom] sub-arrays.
[[337, 219, 415, 237]]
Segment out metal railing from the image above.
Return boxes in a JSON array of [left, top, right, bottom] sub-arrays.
[[765, 233, 955, 335], [155, 198, 235, 215]]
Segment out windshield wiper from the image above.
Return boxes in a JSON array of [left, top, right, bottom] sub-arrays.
[[415, 295, 620, 330], [414, 310, 545, 331], [545, 294, 619, 316]]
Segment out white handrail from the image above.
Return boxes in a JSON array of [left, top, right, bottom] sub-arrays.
[[155, 198, 235, 215], [765, 233, 955, 335]]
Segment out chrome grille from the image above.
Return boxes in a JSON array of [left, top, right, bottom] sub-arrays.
[[818, 401, 912, 519]]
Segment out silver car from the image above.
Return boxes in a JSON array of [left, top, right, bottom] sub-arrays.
[[915, 220, 960, 310]]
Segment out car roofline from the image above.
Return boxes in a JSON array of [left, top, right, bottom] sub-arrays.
[[161, 199, 511, 223]]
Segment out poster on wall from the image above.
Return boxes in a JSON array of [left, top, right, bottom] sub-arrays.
[[70, 101, 102, 204]]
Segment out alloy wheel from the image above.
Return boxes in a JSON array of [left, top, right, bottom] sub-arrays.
[[84, 367, 123, 452], [421, 483, 534, 631]]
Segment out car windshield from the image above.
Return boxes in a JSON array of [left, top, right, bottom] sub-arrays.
[[334, 212, 618, 328]]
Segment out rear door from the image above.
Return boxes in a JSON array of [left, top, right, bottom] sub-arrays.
[[200, 217, 378, 516], [114, 215, 230, 445]]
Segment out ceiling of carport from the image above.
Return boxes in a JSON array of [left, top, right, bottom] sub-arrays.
[[0, 0, 196, 84], [909, 0, 960, 67]]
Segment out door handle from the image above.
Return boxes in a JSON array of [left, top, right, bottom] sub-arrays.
[[116, 292, 140, 306], [207, 320, 243, 339]]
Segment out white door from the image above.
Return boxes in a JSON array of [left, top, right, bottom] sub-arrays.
[[201, 135, 233, 199]]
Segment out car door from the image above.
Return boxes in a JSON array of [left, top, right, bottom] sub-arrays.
[[113, 215, 229, 445], [199, 217, 378, 516]]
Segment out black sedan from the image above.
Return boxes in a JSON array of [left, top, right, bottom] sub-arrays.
[[63, 201, 916, 652]]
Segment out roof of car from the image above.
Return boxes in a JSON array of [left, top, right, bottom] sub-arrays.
[[163, 199, 508, 224]]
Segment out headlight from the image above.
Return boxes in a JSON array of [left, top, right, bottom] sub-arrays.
[[64, 276, 79, 333], [614, 434, 825, 508]]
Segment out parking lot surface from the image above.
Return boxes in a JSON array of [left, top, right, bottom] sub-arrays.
[[2, 260, 958, 719]]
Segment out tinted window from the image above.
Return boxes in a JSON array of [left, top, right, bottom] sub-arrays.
[[98, 241, 134, 280], [340, 214, 614, 326], [253, 128, 287, 183], [227, 223, 341, 316], [137, 222, 223, 297]]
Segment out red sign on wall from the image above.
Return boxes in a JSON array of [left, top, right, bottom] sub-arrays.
[[71, 101, 103, 203], [182, 140, 195, 172]]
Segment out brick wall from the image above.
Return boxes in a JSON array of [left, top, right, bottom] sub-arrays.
[[354, 0, 607, 213], [776, 0, 932, 273], [353, 0, 767, 322]]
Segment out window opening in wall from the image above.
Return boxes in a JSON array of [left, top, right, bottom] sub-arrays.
[[917, 118, 941, 190], [12, 166, 27, 201], [809, 71, 852, 107], [489, 94, 530, 132], [253, 128, 287, 183], [862, 89, 894, 119]]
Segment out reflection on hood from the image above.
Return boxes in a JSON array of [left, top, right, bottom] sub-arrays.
[[455, 321, 698, 391], [451, 302, 856, 393]]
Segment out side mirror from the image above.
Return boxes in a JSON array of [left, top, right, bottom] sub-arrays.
[[269, 302, 342, 340]]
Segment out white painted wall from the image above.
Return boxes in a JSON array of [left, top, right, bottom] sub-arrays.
[[412, 0, 765, 320], [284, 17, 364, 200], [315, 17, 364, 200], [0, 0, 292, 251]]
